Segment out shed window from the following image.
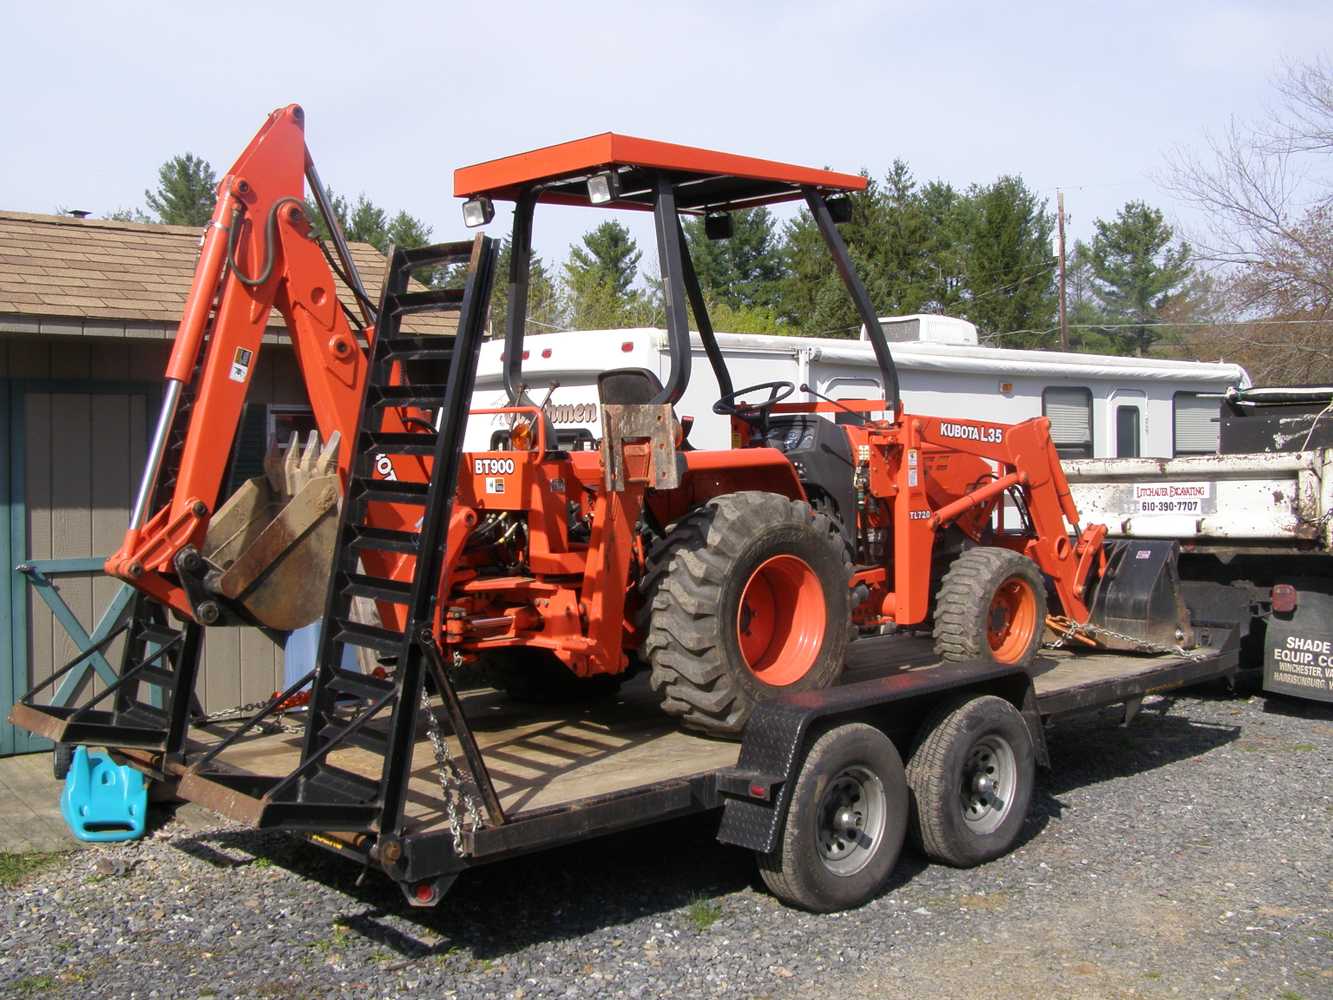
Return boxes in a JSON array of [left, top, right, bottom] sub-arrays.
[[224, 404, 316, 495], [1043, 387, 1093, 458], [1173, 393, 1219, 455]]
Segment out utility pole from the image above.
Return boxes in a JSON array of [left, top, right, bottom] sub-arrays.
[[1057, 189, 1069, 351]]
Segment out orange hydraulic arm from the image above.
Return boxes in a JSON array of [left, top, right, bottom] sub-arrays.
[[792, 402, 1107, 629], [105, 105, 419, 627]]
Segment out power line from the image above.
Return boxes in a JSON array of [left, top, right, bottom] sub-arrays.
[[980, 318, 1332, 344]]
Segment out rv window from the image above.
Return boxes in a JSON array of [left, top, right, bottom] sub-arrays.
[[1174, 392, 1219, 455], [1115, 406, 1141, 458], [823, 376, 881, 400], [1042, 387, 1093, 458]]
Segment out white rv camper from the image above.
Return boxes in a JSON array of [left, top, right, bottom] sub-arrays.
[[464, 315, 1249, 459]]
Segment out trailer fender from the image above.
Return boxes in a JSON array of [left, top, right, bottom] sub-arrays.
[[715, 661, 1041, 853]]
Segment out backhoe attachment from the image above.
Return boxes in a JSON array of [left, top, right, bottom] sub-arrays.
[[200, 431, 342, 630]]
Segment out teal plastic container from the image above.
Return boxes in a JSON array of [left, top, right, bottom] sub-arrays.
[[59, 747, 147, 842]]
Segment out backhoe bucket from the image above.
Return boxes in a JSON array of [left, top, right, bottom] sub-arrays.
[[201, 431, 341, 631], [1084, 539, 1194, 651]]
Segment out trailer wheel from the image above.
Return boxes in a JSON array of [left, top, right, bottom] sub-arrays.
[[933, 547, 1047, 666], [480, 648, 623, 703], [52, 742, 74, 781], [642, 492, 850, 737], [757, 722, 908, 912], [906, 694, 1034, 867]]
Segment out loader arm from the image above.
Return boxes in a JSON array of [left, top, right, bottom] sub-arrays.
[[910, 414, 1106, 623], [105, 104, 422, 630]]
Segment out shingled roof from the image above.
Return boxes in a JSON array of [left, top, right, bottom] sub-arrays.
[[0, 210, 456, 339]]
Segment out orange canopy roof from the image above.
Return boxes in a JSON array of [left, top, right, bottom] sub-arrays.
[[453, 133, 866, 213]]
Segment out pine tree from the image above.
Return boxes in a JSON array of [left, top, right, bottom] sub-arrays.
[[490, 239, 565, 337], [858, 160, 933, 317], [145, 153, 217, 226], [682, 207, 784, 310], [918, 180, 967, 314], [565, 221, 641, 298], [1087, 201, 1193, 356], [957, 176, 1057, 347], [780, 174, 882, 337]]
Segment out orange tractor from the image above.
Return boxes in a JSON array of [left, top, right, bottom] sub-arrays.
[[18, 108, 1165, 759], [432, 135, 1115, 734]]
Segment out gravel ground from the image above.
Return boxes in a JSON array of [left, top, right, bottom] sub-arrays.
[[2, 689, 1329, 1000]]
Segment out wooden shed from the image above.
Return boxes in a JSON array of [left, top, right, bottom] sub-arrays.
[[0, 210, 418, 754]]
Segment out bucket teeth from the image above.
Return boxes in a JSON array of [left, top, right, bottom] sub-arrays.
[[315, 431, 341, 478], [262, 431, 342, 499]]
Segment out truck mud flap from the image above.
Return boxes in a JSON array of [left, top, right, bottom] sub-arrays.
[[1264, 584, 1333, 702]]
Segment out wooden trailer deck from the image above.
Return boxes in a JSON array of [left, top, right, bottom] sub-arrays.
[[141, 635, 1232, 837]]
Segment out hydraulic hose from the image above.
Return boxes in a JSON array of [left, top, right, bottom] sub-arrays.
[[224, 196, 306, 287]]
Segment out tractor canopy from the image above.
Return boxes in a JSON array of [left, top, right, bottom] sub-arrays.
[[454, 132, 866, 211], [452, 134, 900, 416]]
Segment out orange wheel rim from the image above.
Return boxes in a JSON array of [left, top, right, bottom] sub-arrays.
[[736, 554, 826, 685], [987, 576, 1038, 663]]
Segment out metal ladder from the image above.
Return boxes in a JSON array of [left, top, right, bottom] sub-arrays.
[[189, 235, 501, 835]]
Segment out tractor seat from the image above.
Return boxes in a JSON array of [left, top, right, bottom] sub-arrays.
[[597, 368, 693, 448], [597, 367, 667, 405]]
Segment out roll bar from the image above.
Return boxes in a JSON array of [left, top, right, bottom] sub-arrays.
[[501, 179, 900, 420], [802, 187, 901, 416], [503, 171, 735, 410]]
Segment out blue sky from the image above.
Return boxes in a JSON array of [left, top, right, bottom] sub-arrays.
[[3, 1, 1329, 274]]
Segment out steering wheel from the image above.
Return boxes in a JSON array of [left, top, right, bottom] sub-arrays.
[[713, 380, 796, 440], [713, 380, 796, 417]]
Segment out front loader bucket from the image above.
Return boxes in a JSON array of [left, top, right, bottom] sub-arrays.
[[201, 431, 341, 631], [1084, 539, 1194, 651]]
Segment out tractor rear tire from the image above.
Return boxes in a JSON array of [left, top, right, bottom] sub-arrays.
[[481, 648, 624, 703], [642, 492, 851, 737], [933, 547, 1047, 667]]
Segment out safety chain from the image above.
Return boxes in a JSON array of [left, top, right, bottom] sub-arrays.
[[420, 678, 483, 858], [1046, 616, 1210, 661], [197, 699, 306, 735]]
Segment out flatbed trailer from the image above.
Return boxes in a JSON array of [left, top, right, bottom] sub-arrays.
[[86, 631, 1239, 912]]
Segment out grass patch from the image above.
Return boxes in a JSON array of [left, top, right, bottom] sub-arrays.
[[12, 975, 57, 995], [0, 851, 69, 889], [311, 921, 352, 955], [250, 856, 273, 869], [686, 895, 723, 931]]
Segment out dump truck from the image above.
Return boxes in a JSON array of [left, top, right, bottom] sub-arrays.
[[1065, 384, 1333, 704], [10, 106, 1252, 912]]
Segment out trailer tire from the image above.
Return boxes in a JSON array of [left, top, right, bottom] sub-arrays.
[[934, 547, 1047, 666], [480, 648, 623, 703], [757, 722, 908, 912], [643, 492, 850, 737], [52, 742, 74, 782], [906, 694, 1034, 867]]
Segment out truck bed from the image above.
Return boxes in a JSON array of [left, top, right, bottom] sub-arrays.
[[152, 636, 1233, 839], [1063, 449, 1332, 549]]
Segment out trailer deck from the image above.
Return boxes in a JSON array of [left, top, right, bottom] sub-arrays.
[[118, 635, 1236, 845]]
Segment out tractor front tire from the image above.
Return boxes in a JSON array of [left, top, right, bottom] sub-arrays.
[[642, 492, 851, 737], [933, 547, 1047, 667], [481, 648, 624, 703]]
